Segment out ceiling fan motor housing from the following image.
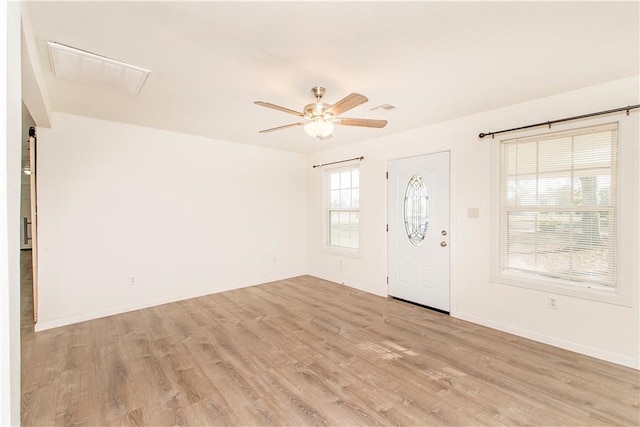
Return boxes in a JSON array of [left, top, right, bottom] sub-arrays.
[[304, 102, 332, 119]]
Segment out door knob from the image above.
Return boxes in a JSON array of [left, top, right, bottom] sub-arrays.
[[440, 241, 447, 247], [441, 230, 447, 236]]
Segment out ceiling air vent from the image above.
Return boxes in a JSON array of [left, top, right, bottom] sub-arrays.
[[369, 103, 397, 112], [47, 41, 150, 95]]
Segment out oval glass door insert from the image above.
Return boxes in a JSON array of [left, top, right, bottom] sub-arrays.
[[404, 174, 429, 246]]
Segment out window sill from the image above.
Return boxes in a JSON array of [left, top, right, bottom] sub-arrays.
[[321, 246, 362, 260], [490, 271, 631, 307]]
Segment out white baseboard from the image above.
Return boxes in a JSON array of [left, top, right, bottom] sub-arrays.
[[452, 311, 639, 370], [35, 272, 306, 332], [308, 272, 387, 297]]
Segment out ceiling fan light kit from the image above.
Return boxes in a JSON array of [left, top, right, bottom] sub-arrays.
[[304, 117, 334, 138], [255, 86, 387, 140]]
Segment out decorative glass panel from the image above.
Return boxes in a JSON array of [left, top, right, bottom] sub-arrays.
[[404, 174, 429, 246]]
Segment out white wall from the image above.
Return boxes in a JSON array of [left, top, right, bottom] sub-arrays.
[[36, 113, 308, 330], [308, 76, 639, 368], [1, 1, 23, 424]]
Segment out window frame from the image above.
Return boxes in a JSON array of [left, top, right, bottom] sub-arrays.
[[490, 115, 636, 307], [322, 164, 361, 257]]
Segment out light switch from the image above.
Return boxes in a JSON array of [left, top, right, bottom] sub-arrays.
[[468, 208, 479, 218]]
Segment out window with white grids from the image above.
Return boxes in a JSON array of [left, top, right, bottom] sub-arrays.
[[328, 166, 359, 249], [501, 123, 618, 289]]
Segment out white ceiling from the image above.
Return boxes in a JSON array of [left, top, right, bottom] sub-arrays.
[[25, 1, 639, 153]]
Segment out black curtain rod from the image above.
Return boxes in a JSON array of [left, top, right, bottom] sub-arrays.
[[312, 156, 364, 169], [479, 104, 640, 139]]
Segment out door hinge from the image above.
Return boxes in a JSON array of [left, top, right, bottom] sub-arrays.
[[386, 276, 389, 284], [386, 224, 388, 232], [386, 171, 388, 179]]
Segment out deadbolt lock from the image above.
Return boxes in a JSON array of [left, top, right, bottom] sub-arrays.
[[441, 230, 447, 236], [440, 241, 448, 247]]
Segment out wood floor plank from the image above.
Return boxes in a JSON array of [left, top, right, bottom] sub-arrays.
[[19, 251, 639, 426]]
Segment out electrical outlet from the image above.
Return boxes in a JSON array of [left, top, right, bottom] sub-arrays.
[[129, 276, 136, 286], [338, 260, 344, 270], [548, 297, 558, 310]]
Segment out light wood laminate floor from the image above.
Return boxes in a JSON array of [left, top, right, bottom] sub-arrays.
[[21, 251, 639, 426]]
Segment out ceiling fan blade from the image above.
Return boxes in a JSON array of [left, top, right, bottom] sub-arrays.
[[259, 122, 305, 133], [254, 101, 304, 117], [337, 118, 388, 128], [326, 93, 368, 116]]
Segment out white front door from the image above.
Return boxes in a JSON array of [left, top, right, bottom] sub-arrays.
[[388, 151, 450, 312]]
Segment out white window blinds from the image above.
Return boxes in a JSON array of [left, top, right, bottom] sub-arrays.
[[501, 123, 618, 288]]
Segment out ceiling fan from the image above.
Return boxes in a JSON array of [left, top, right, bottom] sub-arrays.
[[255, 87, 388, 140]]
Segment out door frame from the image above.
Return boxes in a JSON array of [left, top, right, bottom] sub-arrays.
[[29, 127, 38, 323], [386, 149, 456, 314]]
